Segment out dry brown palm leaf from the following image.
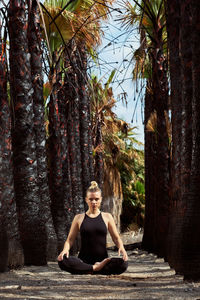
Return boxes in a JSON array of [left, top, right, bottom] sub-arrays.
[[146, 110, 157, 133], [93, 143, 104, 153], [164, 109, 172, 141]]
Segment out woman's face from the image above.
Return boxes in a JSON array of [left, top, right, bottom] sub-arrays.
[[86, 191, 102, 211]]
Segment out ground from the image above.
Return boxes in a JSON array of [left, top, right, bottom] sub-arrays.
[[0, 233, 200, 299]]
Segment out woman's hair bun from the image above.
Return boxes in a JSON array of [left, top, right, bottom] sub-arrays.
[[90, 181, 98, 188], [86, 180, 101, 195]]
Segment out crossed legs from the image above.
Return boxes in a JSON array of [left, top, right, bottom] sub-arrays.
[[58, 255, 128, 275]]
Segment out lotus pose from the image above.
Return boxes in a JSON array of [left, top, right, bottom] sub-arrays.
[[57, 181, 128, 275]]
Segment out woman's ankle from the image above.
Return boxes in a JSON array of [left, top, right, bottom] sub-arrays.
[[93, 258, 111, 271]]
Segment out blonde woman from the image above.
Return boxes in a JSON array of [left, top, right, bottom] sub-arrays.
[[57, 181, 128, 275]]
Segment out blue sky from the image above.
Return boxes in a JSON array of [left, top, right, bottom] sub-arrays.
[[91, 2, 145, 144]]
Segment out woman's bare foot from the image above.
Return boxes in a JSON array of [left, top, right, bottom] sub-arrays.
[[93, 258, 111, 271]]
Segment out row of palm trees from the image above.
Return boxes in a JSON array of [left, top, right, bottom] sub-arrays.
[[121, 0, 200, 280], [0, 0, 143, 272], [0, 0, 115, 270], [4, 0, 200, 282], [166, 0, 200, 281]]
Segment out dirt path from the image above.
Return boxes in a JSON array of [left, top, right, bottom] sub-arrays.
[[0, 248, 200, 300]]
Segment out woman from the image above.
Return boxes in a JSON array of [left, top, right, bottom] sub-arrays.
[[57, 181, 128, 275]]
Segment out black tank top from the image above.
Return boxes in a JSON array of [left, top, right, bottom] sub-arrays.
[[78, 213, 108, 264]]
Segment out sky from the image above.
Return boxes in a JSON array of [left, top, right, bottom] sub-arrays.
[[90, 2, 145, 145]]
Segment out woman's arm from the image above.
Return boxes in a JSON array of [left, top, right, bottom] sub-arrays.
[[57, 214, 80, 261], [107, 213, 128, 261]]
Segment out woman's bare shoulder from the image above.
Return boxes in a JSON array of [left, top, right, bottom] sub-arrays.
[[74, 213, 85, 220], [102, 212, 112, 219], [74, 213, 85, 229], [74, 213, 85, 225]]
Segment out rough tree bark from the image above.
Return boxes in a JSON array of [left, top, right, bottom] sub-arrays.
[[165, 0, 182, 268], [76, 45, 94, 198], [170, 0, 193, 274], [93, 116, 104, 191], [0, 23, 24, 271], [64, 46, 84, 215], [0, 22, 9, 272], [28, 0, 57, 261], [48, 70, 67, 253], [8, 0, 47, 265], [152, 45, 170, 259], [142, 83, 157, 253], [142, 19, 170, 258], [64, 46, 85, 254], [180, 0, 200, 281]]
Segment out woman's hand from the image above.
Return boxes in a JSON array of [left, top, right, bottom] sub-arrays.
[[118, 247, 128, 261], [57, 250, 69, 261]]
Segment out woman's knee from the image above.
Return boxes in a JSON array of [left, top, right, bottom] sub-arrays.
[[58, 259, 66, 271], [59, 255, 78, 267], [121, 260, 128, 272], [111, 258, 128, 274], [58, 256, 93, 274], [100, 258, 128, 275]]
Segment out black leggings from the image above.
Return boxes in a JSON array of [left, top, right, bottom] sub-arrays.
[[58, 255, 128, 275]]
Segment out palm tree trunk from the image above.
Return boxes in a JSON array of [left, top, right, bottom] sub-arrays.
[[165, 0, 182, 268], [8, 0, 47, 265], [49, 46, 85, 253], [179, 0, 193, 205], [143, 28, 170, 258], [169, 0, 193, 274], [64, 50, 85, 253], [48, 73, 66, 252], [142, 82, 157, 253], [28, 0, 57, 261], [0, 24, 8, 271], [93, 116, 104, 191], [64, 50, 84, 214], [180, 1, 200, 281], [152, 45, 170, 259], [76, 45, 94, 198], [0, 24, 24, 270]]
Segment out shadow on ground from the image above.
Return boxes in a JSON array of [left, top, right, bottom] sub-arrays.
[[0, 246, 200, 299]]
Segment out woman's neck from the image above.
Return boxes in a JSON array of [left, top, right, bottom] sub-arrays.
[[86, 209, 100, 216]]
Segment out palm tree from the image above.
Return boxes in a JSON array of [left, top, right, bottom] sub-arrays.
[[164, 0, 193, 274], [165, 0, 182, 269], [142, 83, 157, 252], [89, 72, 117, 190], [119, 0, 170, 258], [90, 73, 121, 225], [76, 44, 94, 199], [181, 0, 200, 281], [8, 0, 47, 265], [48, 69, 69, 252], [175, 0, 200, 281], [28, 0, 57, 261], [0, 21, 24, 270], [172, 0, 193, 275], [0, 22, 8, 272]]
